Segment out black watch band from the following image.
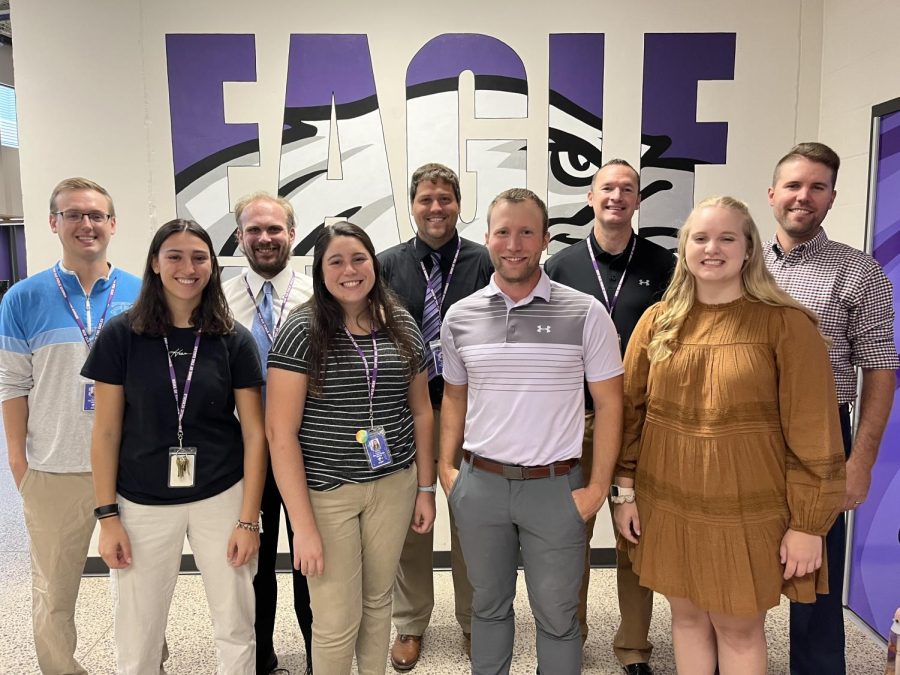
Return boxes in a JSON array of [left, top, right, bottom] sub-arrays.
[[93, 503, 119, 519]]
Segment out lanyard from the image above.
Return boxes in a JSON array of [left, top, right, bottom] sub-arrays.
[[586, 235, 636, 316], [418, 237, 462, 313], [343, 327, 379, 427], [162, 333, 201, 448], [52, 266, 118, 348], [243, 271, 296, 345]]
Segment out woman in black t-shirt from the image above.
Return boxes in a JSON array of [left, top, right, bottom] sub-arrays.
[[83, 219, 266, 673], [266, 222, 435, 674]]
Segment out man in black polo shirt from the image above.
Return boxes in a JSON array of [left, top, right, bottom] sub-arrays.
[[544, 158, 674, 675], [379, 163, 493, 670]]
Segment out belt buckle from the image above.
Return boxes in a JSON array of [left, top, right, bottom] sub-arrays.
[[501, 464, 526, 480]]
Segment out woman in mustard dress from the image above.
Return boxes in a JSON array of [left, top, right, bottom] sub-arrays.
[[614, 196, 845, 674]]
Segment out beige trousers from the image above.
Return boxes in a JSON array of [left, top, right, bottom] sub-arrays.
[[19, 469, 95, 675], [308, 464, 417, 675], [579, 411, 654, 665], [114, 480, 257, 675], [392, 407, 473, 636]]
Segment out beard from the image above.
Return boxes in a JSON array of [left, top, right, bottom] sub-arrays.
[[246, 245, 291, 277]]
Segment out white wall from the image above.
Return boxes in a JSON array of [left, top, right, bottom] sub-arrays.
[[9, 0, 838, 554], [817, 0, 900, 250]]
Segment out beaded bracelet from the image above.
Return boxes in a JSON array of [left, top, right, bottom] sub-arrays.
[[235, 520, 261, 533]]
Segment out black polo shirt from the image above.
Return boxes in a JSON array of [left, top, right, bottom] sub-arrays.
[[544, 229, 674, 409], [379, 232, 493, 406]]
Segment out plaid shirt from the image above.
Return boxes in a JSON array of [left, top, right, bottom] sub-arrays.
[[764, 228, 899, 404]]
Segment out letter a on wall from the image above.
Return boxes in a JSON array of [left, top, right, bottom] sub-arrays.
[[279, 34, 398, 254]]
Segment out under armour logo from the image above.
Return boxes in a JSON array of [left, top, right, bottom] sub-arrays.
[[536, 325, 552, 333], [638, 279, 650, 286]]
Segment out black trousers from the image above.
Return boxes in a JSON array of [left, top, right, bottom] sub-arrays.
[[789, 403, 852, 675], [254, 467, 313, 673]]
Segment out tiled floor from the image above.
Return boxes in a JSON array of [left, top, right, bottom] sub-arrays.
[[0, 441, 889, 673]]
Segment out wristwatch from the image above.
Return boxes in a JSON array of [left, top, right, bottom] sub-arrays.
[[609, 485, 636, 505]]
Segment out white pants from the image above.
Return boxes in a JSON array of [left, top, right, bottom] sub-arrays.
[[112, 480, 257, 674]]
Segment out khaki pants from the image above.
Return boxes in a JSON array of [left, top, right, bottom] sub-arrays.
[[579, 412, 654, 665], [19, 469, 95, 675], [392, 408, 473, 636], [114, 480, 257, 675], [308, 465, 417, 675]]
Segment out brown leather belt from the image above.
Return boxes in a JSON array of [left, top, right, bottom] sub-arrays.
[[462, 450, 579, 480]]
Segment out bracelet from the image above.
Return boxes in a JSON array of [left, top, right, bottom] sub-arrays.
[[94, 503, 119, 519], [417, 484, 437, 493], [235, 520, 261, 533]]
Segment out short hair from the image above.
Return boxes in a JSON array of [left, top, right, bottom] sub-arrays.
[[772, 142, 840, 189], [233, 191, 296, 231], [408, 163, 461, 204], [486, 188, 549, 234], [591, 158, 640, 191], [49, 177, 115, 217]]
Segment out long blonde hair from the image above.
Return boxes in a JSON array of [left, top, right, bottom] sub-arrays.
[[647, 196, 820, 363]]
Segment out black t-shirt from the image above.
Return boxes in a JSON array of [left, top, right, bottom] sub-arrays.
[[82, 312, 264, 505], [544, 231, 675, 409]]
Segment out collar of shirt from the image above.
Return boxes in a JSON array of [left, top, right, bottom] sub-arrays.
[[57, 260, 115, 293], [413, 231, 460, 268], [589, 228, 636, 266], [768, 228, 829, 261], [243, 264, 296, 300], [483, 268, 551, 308]]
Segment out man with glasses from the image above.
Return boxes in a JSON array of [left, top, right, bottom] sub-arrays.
[[222, 191, 314, 675], [0, 178, 141, 674]]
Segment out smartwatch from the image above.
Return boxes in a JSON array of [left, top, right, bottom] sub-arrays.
[[609, 485, 636, 505]]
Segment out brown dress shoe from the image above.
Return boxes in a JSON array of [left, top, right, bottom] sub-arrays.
[[390, 634, 422, 671]]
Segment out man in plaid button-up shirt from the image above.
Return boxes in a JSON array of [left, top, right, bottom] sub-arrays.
[[764, 142, 899, 675]]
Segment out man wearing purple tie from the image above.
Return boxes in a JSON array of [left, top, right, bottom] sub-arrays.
[[222, 191, 314, 674], [378, 164, 493, 670]]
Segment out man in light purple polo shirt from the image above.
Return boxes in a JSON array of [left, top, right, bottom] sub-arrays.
[[438, 188, 624, 675]]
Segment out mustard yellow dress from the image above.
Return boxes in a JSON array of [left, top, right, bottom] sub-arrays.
[[618, 298, 845, 616]]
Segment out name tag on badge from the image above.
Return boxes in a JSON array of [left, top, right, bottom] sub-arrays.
[[83, 383, 95, 412], [356, 426, 392, 469], [168, 447, 198, 488], [428, 339, 443, 376]]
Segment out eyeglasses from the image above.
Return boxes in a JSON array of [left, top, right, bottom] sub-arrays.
[[54, 210, 112, 224]]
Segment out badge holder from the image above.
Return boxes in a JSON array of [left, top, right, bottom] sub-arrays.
[[82, 382, 96, 412], [428, 339, 443, 376], [356, 426, 393, 469], [168, 445, 197, 488]]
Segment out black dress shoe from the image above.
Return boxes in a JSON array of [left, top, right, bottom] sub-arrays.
[[622, 664, 654, 675]]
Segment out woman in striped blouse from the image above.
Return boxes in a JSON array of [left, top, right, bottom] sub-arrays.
[[266, 221, 435, 675]]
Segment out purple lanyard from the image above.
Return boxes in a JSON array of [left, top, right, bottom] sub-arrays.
[[343, 327, 379, 427], [243, 271, 296, 345], [52, 266, 118, 348], [586, 235, 636, 316], [162, 333, 201, 447], [418, 237, 462, 313]]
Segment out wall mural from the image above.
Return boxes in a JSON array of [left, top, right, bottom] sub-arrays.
[[165, 32, 735, 257]]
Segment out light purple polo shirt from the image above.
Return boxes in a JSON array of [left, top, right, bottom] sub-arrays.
[[441, 271, 622, 465]]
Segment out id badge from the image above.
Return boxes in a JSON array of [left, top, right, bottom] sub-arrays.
[[168, 447, 197, 488], [82, 383, 96, 412], [428, 339, 443, 376], [356, 426, 392, 469]]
